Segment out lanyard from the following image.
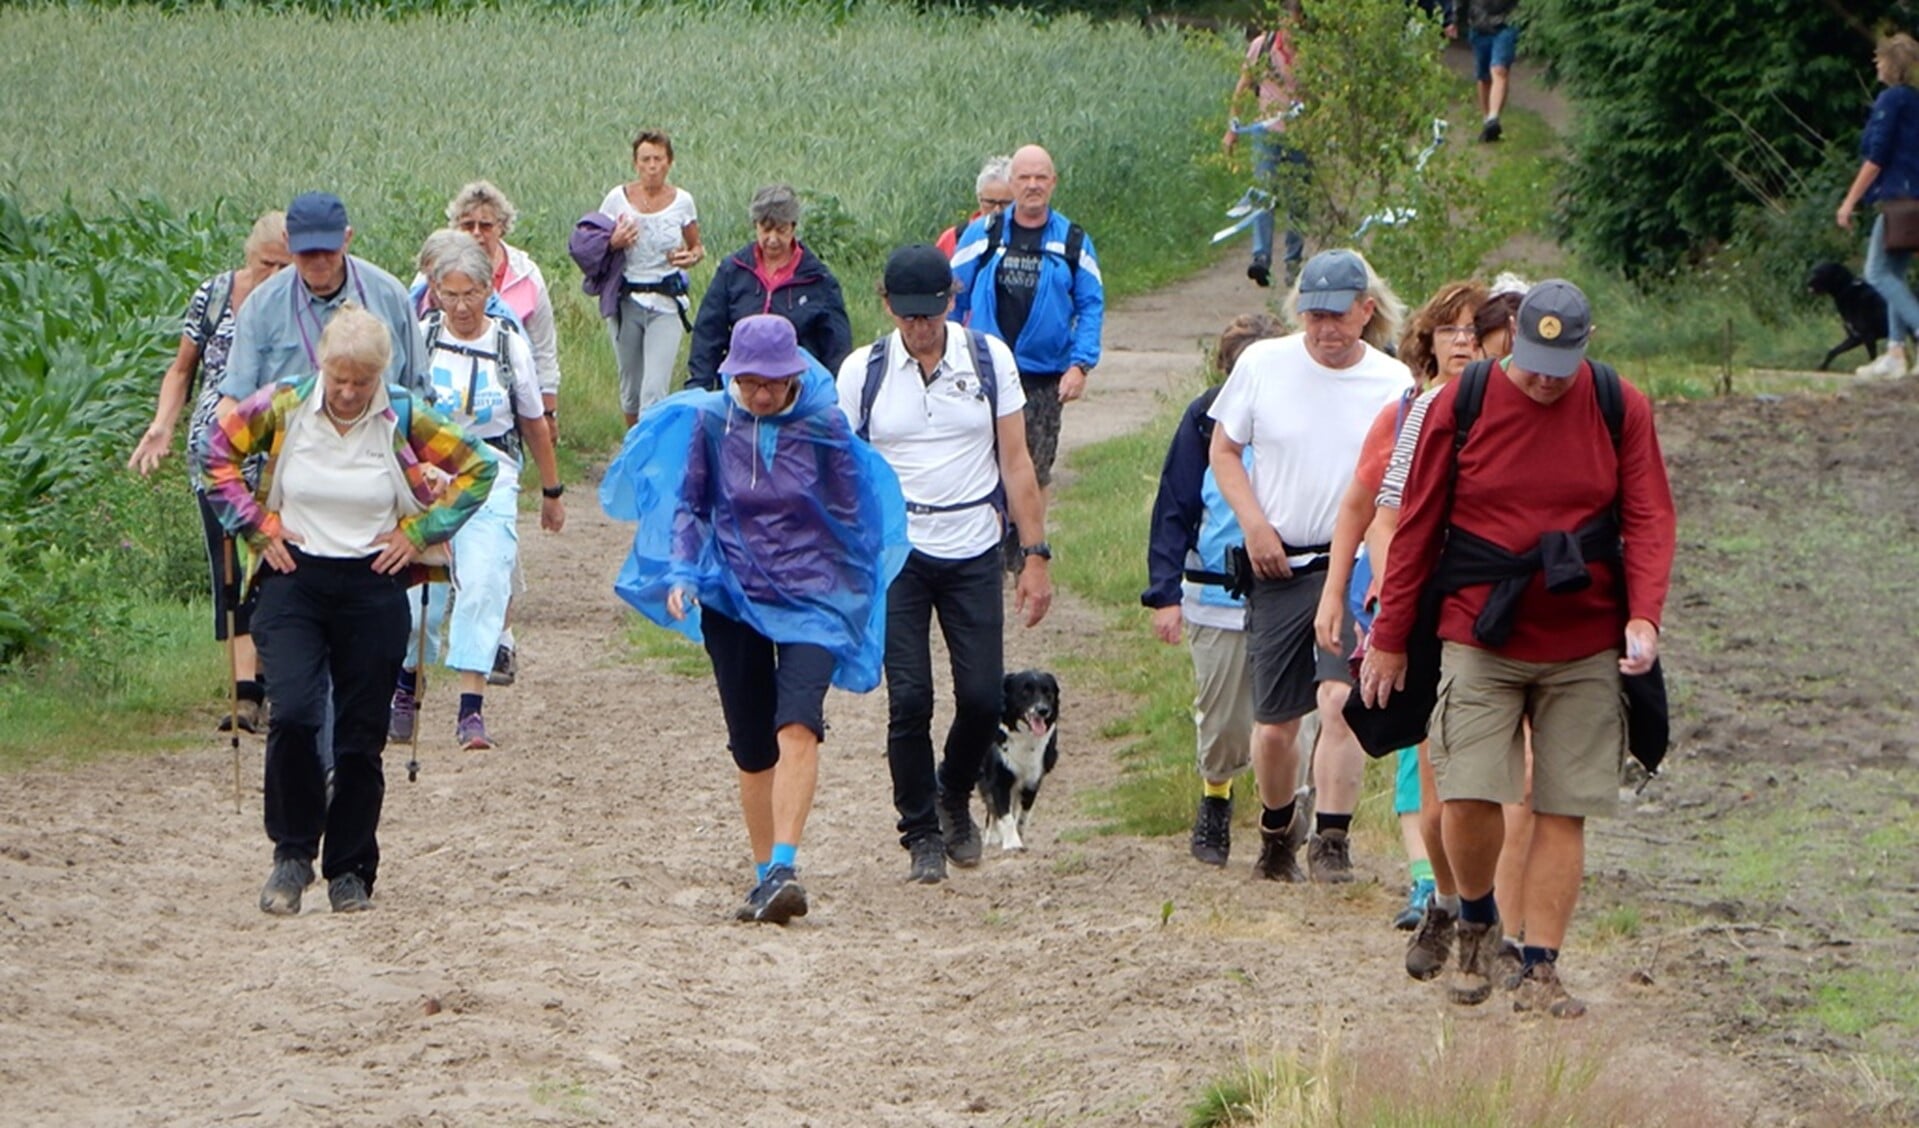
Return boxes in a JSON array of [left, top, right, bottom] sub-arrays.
[[291, 261, 370, 369]]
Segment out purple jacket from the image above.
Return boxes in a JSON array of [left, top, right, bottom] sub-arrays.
[[568, 211, 626, 320]]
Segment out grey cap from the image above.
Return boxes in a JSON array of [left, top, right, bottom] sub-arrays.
[[1511, 279, 1592, 378], [1295, 249, 1368, 313]]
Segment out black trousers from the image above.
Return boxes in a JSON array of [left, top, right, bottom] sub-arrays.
[[884, 546, 1004, 846], [250, 552, 409, 888]]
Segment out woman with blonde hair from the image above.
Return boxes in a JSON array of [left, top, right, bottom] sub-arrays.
[[444, 180, 565, 435], [1839, 32, 1919, 378]]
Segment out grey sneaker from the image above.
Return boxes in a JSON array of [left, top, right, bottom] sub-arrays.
[[1495, 938, 1526, 991], [753, 865, 809, 925], [456, 712, 493, 751], [1449, 917, 1502, 1006], [487, 644, 517, 688], [907, 836, 947, 884], [327, 872, 372, 913], [1406, 903, 1455, 981], [1512, 960, 1588, 1018], [388, 688, 418, 743], [258, 856, 314, 916], [1190, 795, 1232, 867], [1308, 827, 1354, 884], [937, 790, 981, 868]]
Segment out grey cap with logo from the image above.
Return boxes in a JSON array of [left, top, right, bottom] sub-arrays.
[[1511, 279, 1592, 378]]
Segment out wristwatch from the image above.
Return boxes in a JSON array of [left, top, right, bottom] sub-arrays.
[[541, 483, 565, 499], [1020, 541, 1052, 562]]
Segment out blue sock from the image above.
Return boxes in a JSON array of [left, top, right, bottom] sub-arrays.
[[458, 693, 483, 720], [755, 861, 771, 883], [1460, 890, 1500, 926], [1522, 944, 1558, 970], [771, 843, 798, 870], [397, 668, 418, 695]]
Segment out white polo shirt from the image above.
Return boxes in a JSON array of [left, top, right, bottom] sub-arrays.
[[838, 327, 1024, 560], [1209, 332, 1411, 565]]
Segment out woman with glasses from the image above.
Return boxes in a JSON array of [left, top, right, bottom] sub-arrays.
[[443, 181, 563, 441], [936, 155, 1015, 258], [387, 235, 565, 753]]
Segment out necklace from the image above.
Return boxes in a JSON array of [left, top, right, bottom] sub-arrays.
[[324, 397, 373, 430]]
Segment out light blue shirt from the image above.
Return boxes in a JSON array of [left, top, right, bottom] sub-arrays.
[[219, 255, 429, 400]]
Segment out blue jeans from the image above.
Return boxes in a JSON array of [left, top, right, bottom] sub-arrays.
[[1470, 24, 1518, 80], [1865, 212, 1919, 344], [1253, 134, 1307, 268]]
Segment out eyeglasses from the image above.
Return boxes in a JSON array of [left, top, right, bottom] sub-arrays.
[[1433, 325, 1479, 341], [436, 288, 487, 308], [977, 196, 1015, 210], [458, 219, 500, 233]]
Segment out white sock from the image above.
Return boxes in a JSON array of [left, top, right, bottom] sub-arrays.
[[1434, 893, 1461, 916]]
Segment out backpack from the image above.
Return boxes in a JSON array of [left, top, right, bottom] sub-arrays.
[[422, 310, 526, 462], [856, 327, 1007, 519], [1452, 357, 1623, 455]]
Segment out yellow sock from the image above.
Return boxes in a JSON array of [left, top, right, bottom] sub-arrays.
[[1202, 778, 1232, 800]]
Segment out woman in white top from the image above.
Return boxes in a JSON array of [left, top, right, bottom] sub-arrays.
[[387, 237, 565, 754], [601, 128, 704, 426]]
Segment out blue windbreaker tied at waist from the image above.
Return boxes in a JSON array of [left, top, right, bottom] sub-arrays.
[[600, 353, 910, 692]]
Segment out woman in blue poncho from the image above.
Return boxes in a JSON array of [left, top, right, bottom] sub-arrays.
[[602, 314, 908, 924]]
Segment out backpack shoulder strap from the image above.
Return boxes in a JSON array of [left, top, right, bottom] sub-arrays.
[[857, 334, 890, 441], [1452, 358, 1494, 453], [1589, 360, 1624, 448], [421, 308, 444, 355], [1063, 222, 1085, 276], [199, 270, 235, 344]]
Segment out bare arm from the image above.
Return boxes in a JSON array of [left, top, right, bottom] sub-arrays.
[[1314, 475, 1375, 652], [128, 336, 202, 475], [997, 408, 1052, 627]]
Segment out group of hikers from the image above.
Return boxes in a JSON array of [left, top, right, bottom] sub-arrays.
[[129, 66, 1673, 1016]]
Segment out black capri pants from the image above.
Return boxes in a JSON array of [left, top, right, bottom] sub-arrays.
[[701, 608, 835, 773], [197, 490, 258, 640]]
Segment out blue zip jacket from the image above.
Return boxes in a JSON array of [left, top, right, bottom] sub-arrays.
[[949, 209, 1103, 376], [1143, 388, 1248, 614], [1862, 84, 1919, 204]]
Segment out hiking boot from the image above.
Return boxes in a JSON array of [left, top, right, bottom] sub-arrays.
[[456, 713, 493, 751], [1248, 255, 1272, 288], [906, 836, 947, 884], [1406, 902, 1455, 981], [1449, 917, 1502, 1006], [1856, 350, 1908, 380], [487, 644, 517, 687], [327, 872, 373, 913], [1512, 960, 1588, 1018], [1190, 795, 1232, 867], [937, 789, 981, 868], [753, 864, 809, 925], [387, 689, 418, 743], [1393, 878, 1435, 931], [1308, 827, 1354, 884], [218, 698, 263, 734], [1495, 938, 1526, 991], [1480, 117, 1503, 143], [258, 856, 314, 916]]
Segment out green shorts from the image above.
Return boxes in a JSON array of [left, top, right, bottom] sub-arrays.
[[1429, 642, 1624, 818]]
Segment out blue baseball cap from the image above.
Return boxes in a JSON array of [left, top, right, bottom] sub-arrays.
[[1295, 248, 1369, 314], [286, 192, 349, 254]]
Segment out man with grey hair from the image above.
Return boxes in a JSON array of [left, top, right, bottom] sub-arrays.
[[687, 183, 851, 390], [1208, 247, 1411, 886], [937, 156, 1015, 258]]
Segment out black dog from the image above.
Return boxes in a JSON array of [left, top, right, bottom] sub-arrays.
[[1806, 261, 1887, 371], [977, 670, 1060, 853]]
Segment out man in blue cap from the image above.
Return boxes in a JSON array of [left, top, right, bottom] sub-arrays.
[[1208, 248, 1412, 886], [220, 191, 427, 403]]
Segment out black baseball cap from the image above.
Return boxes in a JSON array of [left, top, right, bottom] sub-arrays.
[[1512, 279, 1593, 378], [883, 244, 953, 318]]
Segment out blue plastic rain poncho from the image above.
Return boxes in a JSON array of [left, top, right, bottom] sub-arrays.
[[601, 355, 909, 692]]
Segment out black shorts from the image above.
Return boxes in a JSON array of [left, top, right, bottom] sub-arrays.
[[701, 609, 836, 773], [1246, 568, 1352, 724]]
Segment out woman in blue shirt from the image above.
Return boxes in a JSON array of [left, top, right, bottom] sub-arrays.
[[1839, 33, 1919, 379]]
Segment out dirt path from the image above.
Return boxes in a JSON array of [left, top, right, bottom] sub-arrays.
[[0, 257, 1793, 1126]]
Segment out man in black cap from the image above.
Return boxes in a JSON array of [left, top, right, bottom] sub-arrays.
[[1361, 278, 1676, 1018], [220, 191, 427, 403], [837, 244, 1053, 884]]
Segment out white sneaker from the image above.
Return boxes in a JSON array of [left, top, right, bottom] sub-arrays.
[[1855, 350, 1908, 379]]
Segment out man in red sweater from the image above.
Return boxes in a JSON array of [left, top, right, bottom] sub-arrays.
[[1358, 280, 1675, 1017]]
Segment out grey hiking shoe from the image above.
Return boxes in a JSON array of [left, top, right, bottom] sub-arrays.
[[1512, 960, 1588, 1018], [1308, 827, 1354, 884], [907, 836, 947, 884], [937, 789, 981, 868], [218, 698, 263, 734], [1405, 903, 1455, 981], [1190, 795, 1232, 867], [258, 856, 314, 916], [487, 644, 517, 687], [387, 689, 418, 743], [1449, 917, 1502, 1006], [327, 872, 372, 913], [753, 865, 808, 925], [1495, 938, 1526, 992]]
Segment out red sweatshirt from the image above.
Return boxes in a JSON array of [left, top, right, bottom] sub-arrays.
[[1370, 361, 1676, 663]]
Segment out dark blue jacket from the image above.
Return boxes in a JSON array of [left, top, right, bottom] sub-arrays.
[[1863, 84, 1919, 204], [1142, 388, 1248, 615], [686, 242, 852, 391]]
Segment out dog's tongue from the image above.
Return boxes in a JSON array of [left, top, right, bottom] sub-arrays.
[[1028, 716, 1051, 738]]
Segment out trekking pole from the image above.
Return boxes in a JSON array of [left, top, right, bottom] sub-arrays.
[[222, 536, 242, 815], [407, 581, 428, 783]]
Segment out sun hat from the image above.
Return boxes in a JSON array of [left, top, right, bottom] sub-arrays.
[[882, 244, 954, 318], [718, 314, 807, 379], [1295, 248, 1369, 314], [1511, 279, 1593, 378], [286, 192, 349, 254]]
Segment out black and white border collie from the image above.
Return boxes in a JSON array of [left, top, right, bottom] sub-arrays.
[[978, 670, 1061, 852]]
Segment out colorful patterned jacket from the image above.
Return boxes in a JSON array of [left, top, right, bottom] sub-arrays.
[[201, 375, 496, 587]]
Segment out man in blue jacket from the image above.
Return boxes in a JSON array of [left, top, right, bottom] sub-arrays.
[[950, 145, 1104, 488]]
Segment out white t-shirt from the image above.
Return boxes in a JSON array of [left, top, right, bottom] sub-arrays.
[[424, 318, 543, 458], [600, 185, 698, 312], [278, 393, 409, 559], [1208, 333, 1411, 563], [838, 328, 1024, 560]]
